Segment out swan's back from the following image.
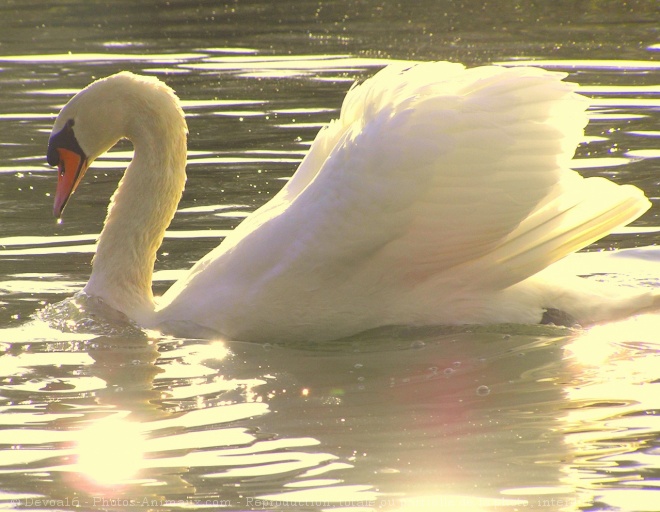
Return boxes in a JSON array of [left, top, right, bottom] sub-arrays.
[[158, 62, 650, 342]]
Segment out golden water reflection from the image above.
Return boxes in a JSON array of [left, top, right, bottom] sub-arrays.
[[2, 312, 660, 510], [46, 332, 375, 507], [75, 414, 145, 487], [5, 279, 660, 510], [560, 314, 660, 510]]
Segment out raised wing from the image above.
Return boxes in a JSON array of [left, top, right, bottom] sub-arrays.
[[161, 62, 649, 334], [228, 62, 645, 286]]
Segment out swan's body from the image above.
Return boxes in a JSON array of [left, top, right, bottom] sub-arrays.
[[47, 63, 657, 342]]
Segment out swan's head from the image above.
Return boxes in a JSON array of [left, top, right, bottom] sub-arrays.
[[47, 71, 184, 217]]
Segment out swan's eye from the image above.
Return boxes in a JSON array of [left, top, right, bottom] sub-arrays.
[[47, 118, 84, 168]]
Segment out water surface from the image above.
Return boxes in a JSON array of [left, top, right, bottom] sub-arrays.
[[1, 1, 660, 511]]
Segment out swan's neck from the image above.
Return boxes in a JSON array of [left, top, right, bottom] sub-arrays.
[[84, 109, 187, 323]]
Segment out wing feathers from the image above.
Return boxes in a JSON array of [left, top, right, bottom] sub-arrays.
[[266, 63, 646, 287], [165, 62, 650, 329], [481, 179, 650, 288]]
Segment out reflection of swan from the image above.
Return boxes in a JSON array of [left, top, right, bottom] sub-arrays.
[[47, 62, 658, 342]]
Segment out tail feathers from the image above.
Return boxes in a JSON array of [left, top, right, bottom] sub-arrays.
[[640, 289, 660, 316], [532, 270, 657, 325]]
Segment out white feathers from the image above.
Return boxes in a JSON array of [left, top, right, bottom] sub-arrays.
[[52, 63, 654, 342]]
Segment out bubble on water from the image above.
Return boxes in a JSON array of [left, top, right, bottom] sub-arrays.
[[410, 340, 426, 349], [476, 385, 491, 396], [443, 368, 455, 376]]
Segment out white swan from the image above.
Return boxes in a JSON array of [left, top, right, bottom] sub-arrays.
[[47, 62, 658, 342]]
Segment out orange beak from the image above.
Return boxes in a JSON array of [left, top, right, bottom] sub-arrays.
[[53, 147, 88, 218]]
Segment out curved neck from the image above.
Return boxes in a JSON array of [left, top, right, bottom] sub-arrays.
[[84, 108, 187, 323]]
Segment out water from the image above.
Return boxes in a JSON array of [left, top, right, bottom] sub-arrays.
[[1, 1, 660, 511]]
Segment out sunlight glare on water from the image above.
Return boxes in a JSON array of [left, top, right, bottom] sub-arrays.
[[557, 316, 660, 511], [75, 414, 145, 487], [566, 315, 660, 368]]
